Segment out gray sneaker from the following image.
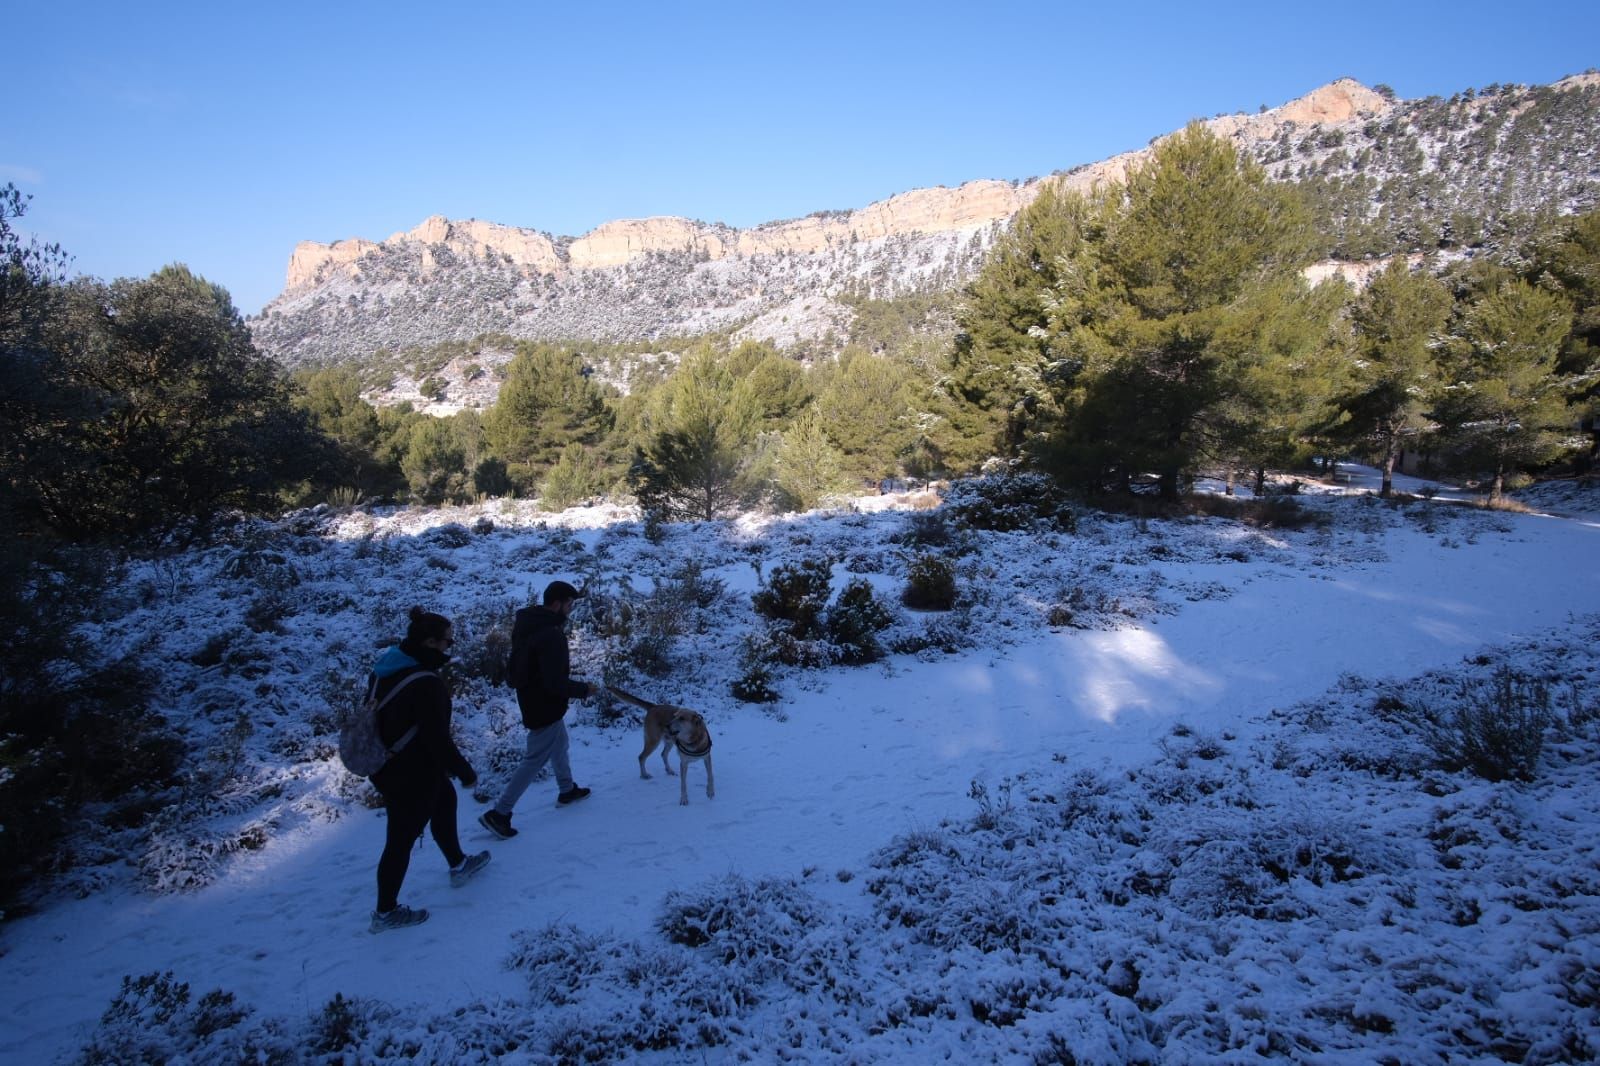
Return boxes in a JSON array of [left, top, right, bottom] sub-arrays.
[[370, 904, 430, 933], [450, 850, 491, 888]]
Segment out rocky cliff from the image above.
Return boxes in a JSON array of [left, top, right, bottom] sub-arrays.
[[251, 75, 1600, 371]]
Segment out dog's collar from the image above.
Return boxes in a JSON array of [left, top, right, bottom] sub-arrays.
[[674, 735, 712, 758]]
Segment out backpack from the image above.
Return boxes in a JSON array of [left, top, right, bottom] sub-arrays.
[[337, 669, 436, 777]]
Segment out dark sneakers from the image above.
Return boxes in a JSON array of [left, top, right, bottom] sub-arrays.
[[478, 809, 517, 839], [370, 904, 429, 933], [557, 786, 591, 806]]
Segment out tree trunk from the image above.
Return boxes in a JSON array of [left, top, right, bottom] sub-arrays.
[[1158, 468, 1180, 501]]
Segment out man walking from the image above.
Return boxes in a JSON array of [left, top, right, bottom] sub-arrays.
[[480, 580, 598, 839]]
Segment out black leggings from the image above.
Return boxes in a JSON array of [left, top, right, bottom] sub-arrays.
[[373, 768, 465, 911]]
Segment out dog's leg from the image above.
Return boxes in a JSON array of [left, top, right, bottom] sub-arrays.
[[661, 745, 675, 776], [704, 752, 714, 800], [639, 728, 659, 780], [679, 759, 690, 806]]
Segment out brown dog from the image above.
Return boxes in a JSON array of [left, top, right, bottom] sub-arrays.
[[608, 687, 715, 805]]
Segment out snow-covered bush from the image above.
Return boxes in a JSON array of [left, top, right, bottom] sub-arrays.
[[447, 598, 514, 686], [71, 971, 296, 1066], [1423, 668, 1554, 781], [943, 471, 1075, 533], [823, 578, 895, 664], [730, 637, 781, 703], [901, 552, 956, 610], [656, 873, 827, 978], [750, 557, 832, 638]]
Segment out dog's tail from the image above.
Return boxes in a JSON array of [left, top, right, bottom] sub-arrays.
[[605, 686, 657, 713]]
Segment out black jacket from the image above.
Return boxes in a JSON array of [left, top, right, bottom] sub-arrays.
[[372, 642, 474, 784], [508, 605, 588, 730]]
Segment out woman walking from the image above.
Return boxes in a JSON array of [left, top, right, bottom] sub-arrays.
[[367, 606, 489, 932]]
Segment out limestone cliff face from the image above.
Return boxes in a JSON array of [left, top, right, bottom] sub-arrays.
[[1044, 79, 1394, 200], [281, 80, 1396, 294], [284, 178, 1041, 291], [1212, 78, 1390, 139], [567, 216, 733, 270], [287, 216, 563, 288], [256, 75, 1600, 371]]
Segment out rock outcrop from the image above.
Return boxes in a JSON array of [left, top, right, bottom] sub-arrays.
[[254, 75, 1600, 371]]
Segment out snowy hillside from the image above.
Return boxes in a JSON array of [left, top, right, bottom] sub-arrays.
[[249, 76, 1600, 371], [3, 469, 1598, 1063]]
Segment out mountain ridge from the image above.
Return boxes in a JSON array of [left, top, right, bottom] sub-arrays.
[[278, 79, 1389, 293], [251, 74, 1600, 371]]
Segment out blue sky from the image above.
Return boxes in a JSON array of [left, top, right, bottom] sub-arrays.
[[8, 1, 1597, 316]]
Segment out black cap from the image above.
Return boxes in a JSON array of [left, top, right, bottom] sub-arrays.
[[543, 580, 583, 605]]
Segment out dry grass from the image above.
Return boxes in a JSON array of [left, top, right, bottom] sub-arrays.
[[1466, 495, 1536, 514]]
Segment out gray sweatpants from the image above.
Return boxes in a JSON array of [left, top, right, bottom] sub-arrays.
[[493, 720, 573, 814]]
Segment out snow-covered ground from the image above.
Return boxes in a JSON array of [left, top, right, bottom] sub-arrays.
[[3, 467, 1597, 1063]]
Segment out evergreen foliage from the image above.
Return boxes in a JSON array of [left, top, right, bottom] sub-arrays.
[[540, 442, 612, 511], [943, 469, 1075, 532], [292, 367, 407, 501], [1208, 277, 1354, 492], [6, 256, 329, 538], [770, 408, 852, 512], [1434, 280, 1576, 499], [1341, 260, 1453, 496], [482, 342, 612, 492], [813, 348, 919, 478], [630, 344, 761, 521], [751, 559, 833, 641], [1033, 124, 1320, 498], [402, 413, 481, 504], [901, 554, 957, 610], [1525, 208, 1600, 469], [950, 183, 1086, 466], [725, 341, 813, 427], [0, 543, 176, 914], [823, 578, 896, 665]]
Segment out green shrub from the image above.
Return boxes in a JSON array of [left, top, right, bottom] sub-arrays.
[[943, 471, 1075, 533], [825, 579, 895, 665], [731, 657, 780, 704], [751, 559, 832, 640], [472, 457, 513, 499], [901, 554, 956, 610], [901, 509, 961, 550], [540, 444, 610, 512], [1425, 669, 1553, 782], [0, 547, 177, 913]]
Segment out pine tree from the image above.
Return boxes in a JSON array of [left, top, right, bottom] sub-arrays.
[[949, 183, 1088, 465], [1213, 277, 1353, 493], [771, 408, 852, 511], [541, 442, 613, 511], [814, 348, 916, 478], [1526, 208, 1600, 469], [726, 342, 813, 428], [402, 416, 469, 504], [483, 342, 612, 491], [1343, 259, 1452, 496], [1435, 279, 1575, 500], [630, 344, 761, 522], [1034, 124, 1318, 498], [292, 368, 402, 499]]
